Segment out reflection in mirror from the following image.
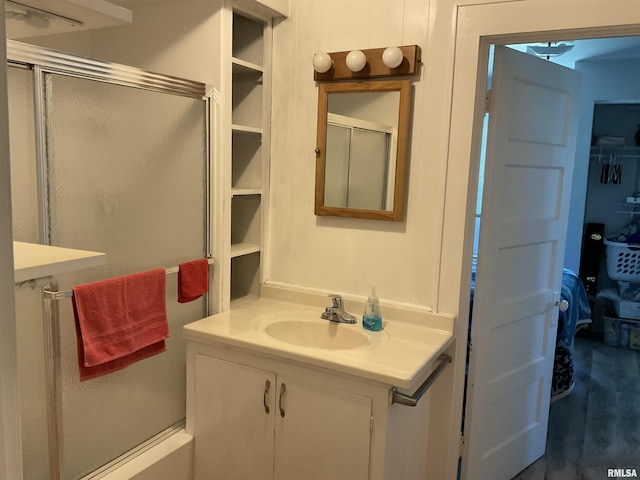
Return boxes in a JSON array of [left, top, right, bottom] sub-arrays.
[[315, 80, 410, 221]]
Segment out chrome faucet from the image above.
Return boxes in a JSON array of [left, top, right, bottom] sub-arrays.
[[321, 294, 357, 324]]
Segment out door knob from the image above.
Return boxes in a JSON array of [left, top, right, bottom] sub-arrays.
[[555, 299, 569, 312]]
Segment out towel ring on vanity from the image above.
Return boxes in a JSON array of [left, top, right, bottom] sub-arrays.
[[390, 354, 451, 407]]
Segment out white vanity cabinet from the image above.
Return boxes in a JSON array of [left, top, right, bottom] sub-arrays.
[[193, 354, 372, 480], [186, 343, 435, 480], [184, 293, 454, 480]]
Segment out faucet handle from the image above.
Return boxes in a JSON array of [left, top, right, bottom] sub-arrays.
[[328, 294, 344, 309]]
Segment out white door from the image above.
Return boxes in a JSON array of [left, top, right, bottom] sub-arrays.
[[463, 46, 582, 480]]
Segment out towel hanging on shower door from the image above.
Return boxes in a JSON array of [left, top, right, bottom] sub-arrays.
[[71, 268, 169, 381]]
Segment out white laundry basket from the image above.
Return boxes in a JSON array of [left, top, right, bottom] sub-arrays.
[[604, 239, 640, 282]]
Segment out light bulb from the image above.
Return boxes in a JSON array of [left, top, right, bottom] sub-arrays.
[[346, 50, 367, 72], [382, 47, 403, 69], [312, 53, 333, 74]]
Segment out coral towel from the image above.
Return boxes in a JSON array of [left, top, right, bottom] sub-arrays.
[[177, 259, 209, 303], [72, 268, 169, 381]]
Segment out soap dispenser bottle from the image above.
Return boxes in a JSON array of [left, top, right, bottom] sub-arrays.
[[362, 287, 383, 331]]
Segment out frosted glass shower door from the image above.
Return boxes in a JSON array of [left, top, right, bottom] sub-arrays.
[[43, 73, 208, 479]]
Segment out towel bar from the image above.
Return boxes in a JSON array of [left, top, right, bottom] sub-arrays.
[[390, 354, 451, 407], [42, 258, 214, 301]]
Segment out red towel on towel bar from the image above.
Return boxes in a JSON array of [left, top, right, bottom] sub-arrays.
[[177, 258, 209, 303], [72, 268, 169, 381]]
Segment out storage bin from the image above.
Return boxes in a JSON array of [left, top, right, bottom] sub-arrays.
[[603, 315, 640, 350], [614, 299, 640, 320], [629, 325, 640, 351], [604, 239, 640, 282]]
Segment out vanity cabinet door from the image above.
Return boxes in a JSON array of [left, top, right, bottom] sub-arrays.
[[194, 355, 276, 480], [273, 375, 372, 480]]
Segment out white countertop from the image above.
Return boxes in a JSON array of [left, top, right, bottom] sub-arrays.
[[183, 295, 454, 390], [13, 241, 107, 283]]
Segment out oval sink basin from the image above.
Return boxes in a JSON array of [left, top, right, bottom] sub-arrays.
[[265, 320, 370, 350]]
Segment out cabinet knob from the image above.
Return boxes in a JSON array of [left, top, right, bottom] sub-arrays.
[[315, 147, 321, 155], [279, 382, 286, 417], [263, 379, 271, 414]]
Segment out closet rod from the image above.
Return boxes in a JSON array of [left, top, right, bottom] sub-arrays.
[[42, 258, 214, 301]]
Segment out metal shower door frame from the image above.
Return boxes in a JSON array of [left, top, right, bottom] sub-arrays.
[[6, 40, 212, 480]]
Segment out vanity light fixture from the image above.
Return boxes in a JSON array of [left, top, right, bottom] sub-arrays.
[[312, 52, 333, 74], [382, 47, 404, 69], [345, 50, 367, 72], [313, 45, 420, 81]]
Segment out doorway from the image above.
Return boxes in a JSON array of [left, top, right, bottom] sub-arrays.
[[464, 34, 640, 478]]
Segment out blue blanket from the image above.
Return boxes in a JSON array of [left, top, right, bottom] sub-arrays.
[[558, 268, 592, 348], [552, 268, 591, 400]]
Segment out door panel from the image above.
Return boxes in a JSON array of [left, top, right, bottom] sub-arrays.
[[463, 46, 582, 480], [274, 376, 371, 480], [194, 355, 276, 480]]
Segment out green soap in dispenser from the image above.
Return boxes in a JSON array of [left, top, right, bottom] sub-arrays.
[[363, 287, 383, 331]]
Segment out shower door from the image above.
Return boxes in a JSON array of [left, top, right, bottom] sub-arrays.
[[7, 42, 210, 480], [44, 73, 208, 479]]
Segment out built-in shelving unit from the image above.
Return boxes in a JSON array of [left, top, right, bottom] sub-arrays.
[[227, 9, 271, 304]]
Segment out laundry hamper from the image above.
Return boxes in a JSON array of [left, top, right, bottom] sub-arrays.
[[604, 239, 640, 282]]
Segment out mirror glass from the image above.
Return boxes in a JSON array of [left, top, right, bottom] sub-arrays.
[[315, 80, 410, 221]]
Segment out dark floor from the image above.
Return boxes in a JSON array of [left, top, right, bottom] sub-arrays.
[[513, 332, 640, 480]]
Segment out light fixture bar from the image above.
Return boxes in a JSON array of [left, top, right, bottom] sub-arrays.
[[313, 45, 421, 81]]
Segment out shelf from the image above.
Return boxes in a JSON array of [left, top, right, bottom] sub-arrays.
[[232, 13, 264, 67], [231, 195, 261, 247], [232, 131, 262, 189], [13, 241, 106, 284], [232, 57, 264, 74], [230, 243, 261, 258], [232, 80, 263, 128], [232, 124, 263, 135], [231, 252, 260, 300], [232, 188, 262, 197], [590, 146, 640, 160]]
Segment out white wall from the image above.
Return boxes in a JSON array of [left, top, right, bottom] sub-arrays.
[[268, 0, 439, 307], [565, 58, 640, 272]]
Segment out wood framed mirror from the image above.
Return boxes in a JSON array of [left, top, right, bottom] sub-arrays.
[[315, 79, 411, 221]]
